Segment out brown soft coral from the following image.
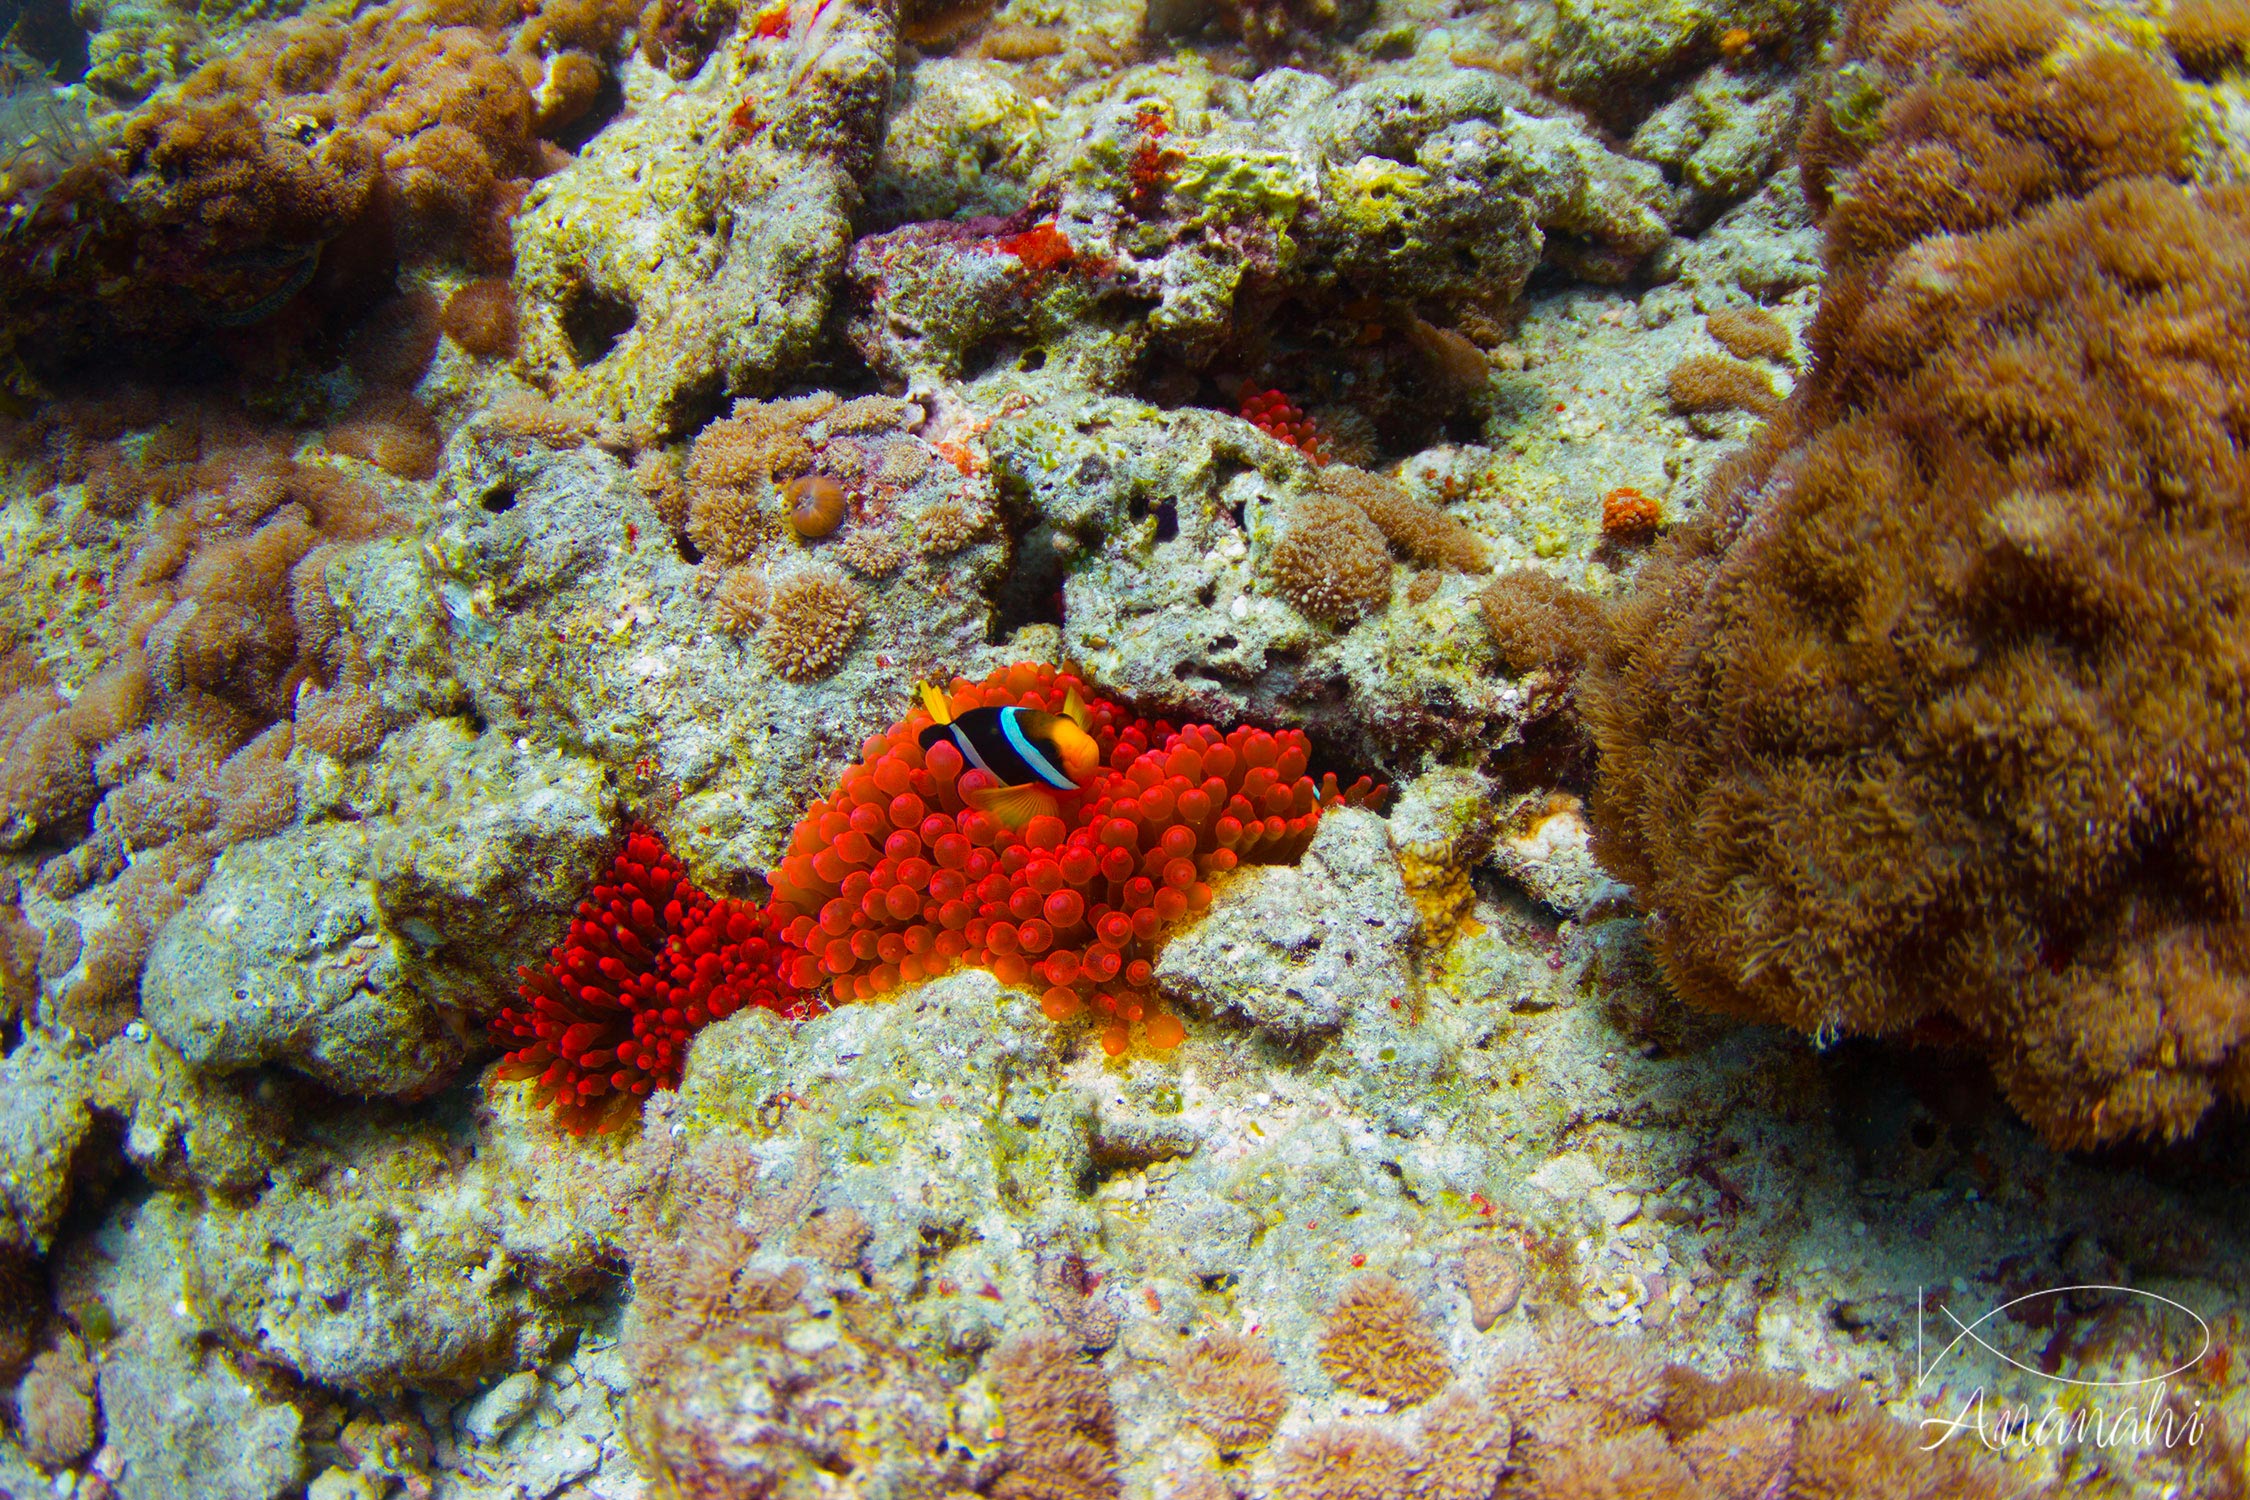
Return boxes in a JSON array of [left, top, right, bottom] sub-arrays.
[[442, 277, 522, 357], [1270, 494, 1395, 626], [1171, 1331, 1287, 1452], [2, 0, 639, 371], [976, 1330, 1121, 1499], [0, 688, 100, 851], [1317, 1275, 1450, 1409], [758, 568, 865, 682], [1321, 466, 1490, 574], [683, 397, 836, 563], [1704, 305, 1796, 365], [1666, 354, 1779, 416], [1587, 0, 2250, 1148], [325, 391, 443, 479], [1481, 1316, 2005, 1499], [2163, 0, 2250, 80], [1482, 571, 1607, 677]]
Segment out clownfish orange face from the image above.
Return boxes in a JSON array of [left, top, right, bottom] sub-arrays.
[[1047, 717, 1101, 784]]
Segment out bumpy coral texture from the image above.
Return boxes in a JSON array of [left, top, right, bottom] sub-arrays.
[[0, 408, 400, 983], [766, 662, 1384, 1057], [489, 828, 805, 1134], [2, 0, 639, 370], [1586, 0, 2250, 1147], [1171, 1330, 1288, 1451], [1478, 1315, 2006, 1499], [1270, 493, 1395, 626], [1316, 1275, 1451, 1409]]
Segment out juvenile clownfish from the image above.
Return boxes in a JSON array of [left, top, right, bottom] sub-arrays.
[[917, 681, 1101, 829]]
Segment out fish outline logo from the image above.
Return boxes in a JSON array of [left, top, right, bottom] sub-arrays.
[[1916, 1283, 2211, 1392]]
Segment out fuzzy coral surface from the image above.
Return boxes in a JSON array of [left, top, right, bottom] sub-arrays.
[[1586, 0, 2250, 1147]]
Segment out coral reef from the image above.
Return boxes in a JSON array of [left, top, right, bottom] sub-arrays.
[[1587, 0, 2250, 1145], [0, 0, 646, 377], [513, 0, 894, 428]]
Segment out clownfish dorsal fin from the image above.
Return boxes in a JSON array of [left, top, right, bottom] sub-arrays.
[[917, 680, 955, 725], [964, 782, 1061, 831], [1062, 685, 1091, 731]]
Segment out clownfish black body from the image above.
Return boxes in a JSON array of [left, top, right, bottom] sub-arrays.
[[916, 682, 1102, 829]]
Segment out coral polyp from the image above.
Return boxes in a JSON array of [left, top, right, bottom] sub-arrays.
[[764, 662, 1385, 1056], [489, 828, 806, 1134]]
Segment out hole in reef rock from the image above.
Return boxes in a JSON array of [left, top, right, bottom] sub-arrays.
[[1126, 490, 1178, 543], [5, 0, 91, 81], [988, 521, 1069, 642], [550, 71, 625, 153], [675, 531, 702, 564], [561, 282, 637, 367], [480, 484, 519, 514], [957, 336, 1010, 382]]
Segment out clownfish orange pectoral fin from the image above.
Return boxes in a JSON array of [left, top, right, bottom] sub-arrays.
[[917, 680, 954, 725], [964, 782, 1061, 831], [1062, 685, 1091, 732]]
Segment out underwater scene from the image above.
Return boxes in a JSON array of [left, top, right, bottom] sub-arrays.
[[0, 0, 2247, 1492]]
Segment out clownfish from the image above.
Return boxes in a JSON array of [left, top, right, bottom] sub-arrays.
[[917, 681, 1101, 829]]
